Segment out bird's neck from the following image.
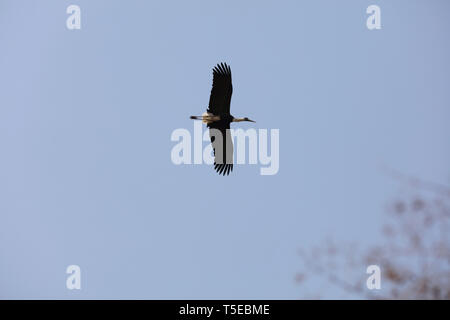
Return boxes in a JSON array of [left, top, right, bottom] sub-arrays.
[[232, 118, 246, 122]]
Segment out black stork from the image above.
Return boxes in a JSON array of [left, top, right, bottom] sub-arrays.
[[190, 63, 255, 176]]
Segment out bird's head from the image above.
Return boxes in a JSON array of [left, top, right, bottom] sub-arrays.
[[232, 117, 256, 123]]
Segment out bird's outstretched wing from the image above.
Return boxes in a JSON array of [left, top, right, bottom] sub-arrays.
[[208, 123, 233, 176], [207, 63, 233, 115]]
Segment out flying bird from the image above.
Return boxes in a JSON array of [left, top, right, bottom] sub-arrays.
[[190, 63, 255, 176]]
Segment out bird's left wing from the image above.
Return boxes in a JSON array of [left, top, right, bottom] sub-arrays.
[[208, 123, 233, 176]]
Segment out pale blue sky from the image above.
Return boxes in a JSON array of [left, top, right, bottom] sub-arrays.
[[0, 0, 449, 299]]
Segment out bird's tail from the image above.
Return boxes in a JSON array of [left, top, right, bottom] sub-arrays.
[[190, 112, 215, 124]]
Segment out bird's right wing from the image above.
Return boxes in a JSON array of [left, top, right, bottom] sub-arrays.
[[208, 123, 233, 176], [207, 63, 233, 115]]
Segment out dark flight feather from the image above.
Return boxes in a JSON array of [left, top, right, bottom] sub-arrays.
[[205, 63, 234, 176], [208, 123, 234, 176], [207, 62, 233, 116]]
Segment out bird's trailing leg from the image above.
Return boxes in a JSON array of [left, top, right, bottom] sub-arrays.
[[190, 112, 220, 124]]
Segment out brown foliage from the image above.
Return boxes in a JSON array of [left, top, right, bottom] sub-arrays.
[[297, 174, 450, 299]]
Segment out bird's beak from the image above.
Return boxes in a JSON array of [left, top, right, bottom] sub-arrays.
[[247, 119, 256, 123]]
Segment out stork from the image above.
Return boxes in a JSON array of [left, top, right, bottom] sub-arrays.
[[190, 63, 255, 175]]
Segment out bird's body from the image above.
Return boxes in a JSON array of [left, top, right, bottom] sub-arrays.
[[190, 63, 255, 176]]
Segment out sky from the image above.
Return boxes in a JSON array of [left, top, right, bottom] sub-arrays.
[[0, 0, 449, 299]]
